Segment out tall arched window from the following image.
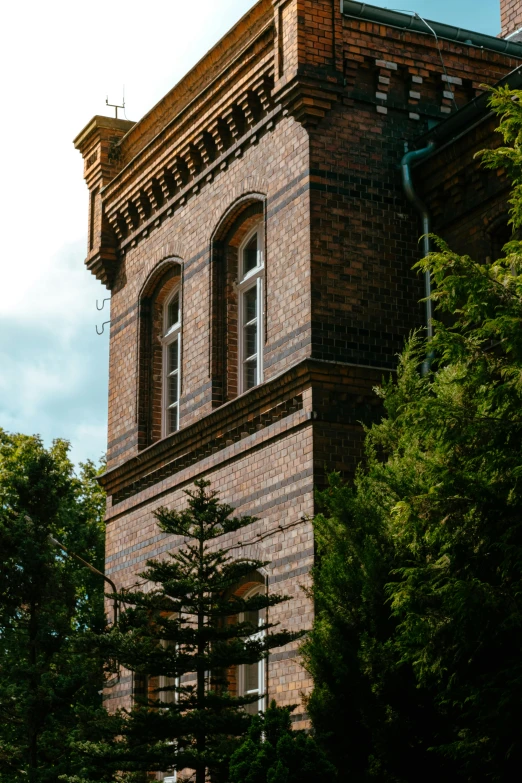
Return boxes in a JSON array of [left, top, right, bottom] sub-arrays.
[[162, 287, 181, 436], [137, 260, 182, 449], [210, 197, 266, 407], [238, 222, 264, 393]]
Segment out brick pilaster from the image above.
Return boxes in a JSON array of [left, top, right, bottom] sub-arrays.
[[74, 116, 135, 288], [272, 0, 344, 125]]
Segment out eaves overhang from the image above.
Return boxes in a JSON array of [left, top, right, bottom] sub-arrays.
[[341, 1, 522, 59]]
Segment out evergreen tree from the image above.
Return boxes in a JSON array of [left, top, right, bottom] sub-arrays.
[[0, 431, 106, 783], [303, 85, 522, 782], [75, 480, 302, 783], [228, 700, 336, 783]]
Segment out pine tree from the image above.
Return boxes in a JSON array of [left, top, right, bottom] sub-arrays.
[[0, 431, 106, 783], [302, 84, 522, 782], [228, 700, 336, 783], [75, 480, 302, 783]]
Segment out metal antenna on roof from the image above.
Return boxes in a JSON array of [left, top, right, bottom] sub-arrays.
[[106, 90, 125, 119]]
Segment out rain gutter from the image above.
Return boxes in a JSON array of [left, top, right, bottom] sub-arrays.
[[340, 1, 522, 58]]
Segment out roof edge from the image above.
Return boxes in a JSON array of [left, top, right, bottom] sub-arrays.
[[413, 65, 522, 151], [340, 1, 522, 58], [115, 0, 272, 159]]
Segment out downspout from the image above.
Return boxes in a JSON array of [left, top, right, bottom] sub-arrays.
[[400, 141, 436, 375]]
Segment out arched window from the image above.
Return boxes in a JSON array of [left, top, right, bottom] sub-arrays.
[[238, 583, 266, 715], [238, 222, 264, 393], [162, 287, 181, 436], [137, 260, 182, 449], [210, 197, 266, 407]]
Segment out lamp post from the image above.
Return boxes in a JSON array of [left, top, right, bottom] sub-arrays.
[[48, 535, 119, 625]]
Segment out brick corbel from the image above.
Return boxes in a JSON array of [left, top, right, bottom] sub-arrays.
[[179, 144, 203, 178], [237, 90, 262, 128], [207, 118, 233, 155], [144, 179, 163, 212], [194, 131, 218, 166], [222, 105, 246, 141], [122, 201, 140, 233], [158, 169, 176, 201], [170, 156, 190, 189]]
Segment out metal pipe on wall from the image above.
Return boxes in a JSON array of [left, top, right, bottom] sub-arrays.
[[401, 141, 436, 374]]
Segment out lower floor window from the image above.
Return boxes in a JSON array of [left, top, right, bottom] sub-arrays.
[[239, 584, 266, 714]]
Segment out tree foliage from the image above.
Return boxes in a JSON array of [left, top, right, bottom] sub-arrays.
[[74, 480, 302, 783], [0, 431, 106, 783], [303, 86, 522, 782], [228, 700, 336, 783]]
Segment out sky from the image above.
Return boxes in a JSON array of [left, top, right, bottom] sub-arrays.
[[0, 0, 503, 468]]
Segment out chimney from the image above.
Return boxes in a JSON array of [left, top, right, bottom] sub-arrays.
[[500, 0, 522, 40]]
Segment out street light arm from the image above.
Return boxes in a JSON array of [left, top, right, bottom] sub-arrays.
[[48, 534, 119, 624]]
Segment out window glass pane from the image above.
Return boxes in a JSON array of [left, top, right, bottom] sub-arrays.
[[167, 293, 179, 330], [168, 375, 179, 404], [159, 675, 177, 705], [245, 324, 257, 359], [169, 340, 179, 374], [244, 360, 257, 390], [243, 286, 257, 324], [243, 233, 258, 276], [245, 699, 259, 716], [245, 608, 259, 628], [168, 406, 178, 434], [245, 662, 259, 693]]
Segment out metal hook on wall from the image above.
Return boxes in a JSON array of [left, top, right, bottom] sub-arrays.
[[96, 321, 111, 335], [97, 298, 111, 311]]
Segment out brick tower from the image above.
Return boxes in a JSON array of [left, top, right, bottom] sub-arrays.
[[75, 0, 522, 747]]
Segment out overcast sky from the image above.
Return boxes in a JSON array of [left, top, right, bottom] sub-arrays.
[[0, 0, 502, 468]]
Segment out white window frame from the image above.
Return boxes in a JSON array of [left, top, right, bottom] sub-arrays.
[[162, 286, 182, 437], [237, 222, 264, 395], [238, 584, 266, 715]]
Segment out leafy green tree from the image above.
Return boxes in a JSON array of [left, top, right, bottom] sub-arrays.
[[74, 480, 302, 783], [0, 431, 106, 783], [303, 85, 522, 782], [228, 700, 336, 783]]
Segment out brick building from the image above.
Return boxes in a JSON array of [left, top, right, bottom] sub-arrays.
[[74, 0, 522, 749]]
